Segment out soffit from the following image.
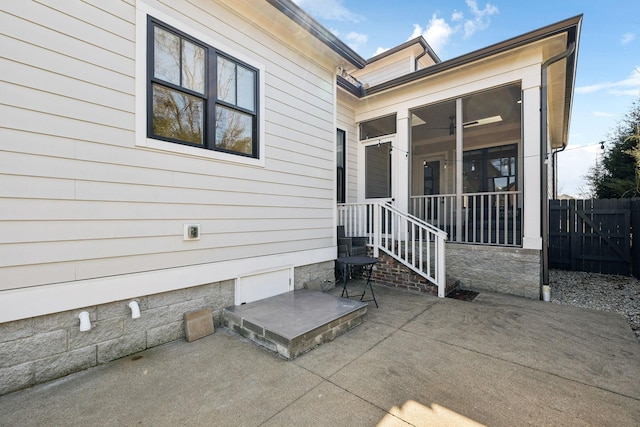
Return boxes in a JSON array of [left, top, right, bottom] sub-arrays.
[[544, 33, 572, 149]]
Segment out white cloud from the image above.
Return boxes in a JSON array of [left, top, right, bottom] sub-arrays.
[[410, 15, 455, 53], [292, 0, 364, 23], [621, 32, 636, 45], [373, 47, 389, 56], [576, 67, 640, 97], [462, 0, 499, 38], [345, 31, 368, 51], [408, 1, 498, 54], [593, 111, 616, 117]]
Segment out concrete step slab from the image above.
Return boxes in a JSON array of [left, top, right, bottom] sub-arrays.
[[223, 289, 367, 359]]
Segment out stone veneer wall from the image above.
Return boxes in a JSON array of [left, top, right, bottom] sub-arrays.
[[294, 261, 335, 290], [0, 261, 332, 396], [446, 243, 542, 299]]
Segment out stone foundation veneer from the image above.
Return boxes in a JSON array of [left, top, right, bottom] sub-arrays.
[[0, 261, 334, 396], [446, 243, 541, 299], [294, 260, 335, 290]]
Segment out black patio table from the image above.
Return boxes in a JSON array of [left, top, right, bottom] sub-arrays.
[[336, 256, 378, 308]]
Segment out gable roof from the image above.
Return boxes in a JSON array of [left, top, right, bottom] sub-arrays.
[[366, 36, 440, 66], [343, 14, 583, 98]]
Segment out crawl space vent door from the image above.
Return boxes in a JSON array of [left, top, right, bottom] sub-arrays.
[[235, 266, 293, 305]]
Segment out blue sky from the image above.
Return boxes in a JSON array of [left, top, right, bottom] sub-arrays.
[[294, 0, 640, 197]]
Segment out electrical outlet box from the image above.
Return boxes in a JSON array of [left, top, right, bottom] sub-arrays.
[[183, 224, 200, 240]]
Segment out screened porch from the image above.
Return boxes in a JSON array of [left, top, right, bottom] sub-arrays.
[[409, 83, 523, 247]]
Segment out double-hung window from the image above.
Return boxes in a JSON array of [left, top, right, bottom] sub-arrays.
[[148, 18, 258, 157]]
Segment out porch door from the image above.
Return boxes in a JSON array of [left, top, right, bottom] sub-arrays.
[[423, 159, 441, 223], [365, 141, 392, 201], [423, 160, 440, 196]]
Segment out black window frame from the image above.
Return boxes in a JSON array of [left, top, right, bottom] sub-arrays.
[[147, 17, 259, 158], [463, 144, 518, 193], [336, 129, 346, 203], [359, 114, 397, 141]]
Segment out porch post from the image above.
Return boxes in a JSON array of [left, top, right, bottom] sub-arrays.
[[522, 85, 542, 250], [455, 98, 463, 242], [396, 110, 410, 213]]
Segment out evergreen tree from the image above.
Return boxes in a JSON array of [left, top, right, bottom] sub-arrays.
[[586, 98, 640, 198]]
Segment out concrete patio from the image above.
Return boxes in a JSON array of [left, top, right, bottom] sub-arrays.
[[1, 284, 639, 426]]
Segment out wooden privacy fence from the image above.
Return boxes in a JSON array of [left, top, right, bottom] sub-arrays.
[[549, 198, 639, 277]]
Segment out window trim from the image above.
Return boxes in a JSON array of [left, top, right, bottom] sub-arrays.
[[135, 2, 266, 166]]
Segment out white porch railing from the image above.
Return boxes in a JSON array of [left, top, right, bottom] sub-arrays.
[[337, 201, 448, 297], [410, 191, 522, 246]]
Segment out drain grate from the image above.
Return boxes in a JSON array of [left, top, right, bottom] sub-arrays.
[[446, 289, 479, 302]]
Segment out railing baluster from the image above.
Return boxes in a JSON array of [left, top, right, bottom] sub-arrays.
[[409, 191, 521, 247], [338, 201, 449, 297], [487, 195, 500, 244]]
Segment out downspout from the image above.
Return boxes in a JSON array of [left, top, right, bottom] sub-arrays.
[[551, 144, 567, 199], [414, 43, 428, 72], [541, 41, 576, 293]]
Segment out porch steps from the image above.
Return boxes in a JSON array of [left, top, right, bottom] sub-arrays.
[[222, 289, 367, 360]]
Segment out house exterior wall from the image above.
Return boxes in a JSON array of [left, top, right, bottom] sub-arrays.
[[354, 57, 413, 87], [0, 1, 340, 322], [0, 261, 330, 396], [0, 0, 341, 395]]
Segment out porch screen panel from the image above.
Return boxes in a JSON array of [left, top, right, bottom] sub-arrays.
[[365, 142, 391, 198]]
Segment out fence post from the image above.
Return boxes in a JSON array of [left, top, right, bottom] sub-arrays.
[[633, 199, 640, 279]]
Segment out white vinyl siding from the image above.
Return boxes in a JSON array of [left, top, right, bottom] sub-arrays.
[[355, 57, 413, 87], [0, 0, 337, 294]]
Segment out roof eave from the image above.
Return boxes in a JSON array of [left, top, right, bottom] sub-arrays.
[[560, 18, 582, 148], [337, 75, 364, 97], [266, 0, 367, 69], [366, 36, 441, 65], [362, 14, 583, 97]]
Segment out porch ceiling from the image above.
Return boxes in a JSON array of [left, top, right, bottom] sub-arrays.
[[411, 84, 522, 150]]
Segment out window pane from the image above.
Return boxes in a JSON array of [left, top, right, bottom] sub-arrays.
[[463, 144, 517, 192], [154, 27, 180, 85], [237, 65, 255, 111], [217, 57, 236, 105], [215, 105, 253, 155], [182, 40, 205, 94], [152, 84, 203, 145], [360, 115, 396, 140]]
